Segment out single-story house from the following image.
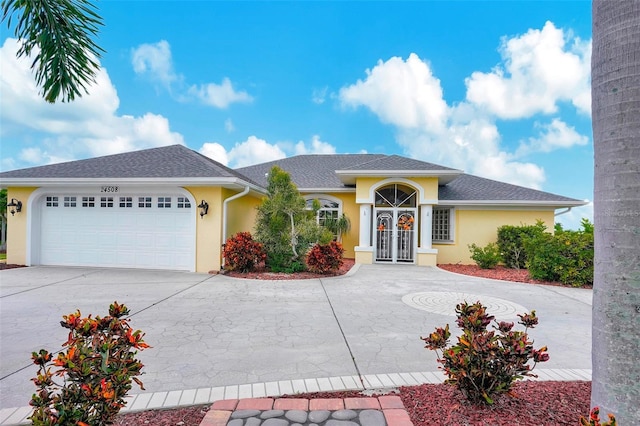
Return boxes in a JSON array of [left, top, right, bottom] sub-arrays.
[[0, 144, 586, 272]]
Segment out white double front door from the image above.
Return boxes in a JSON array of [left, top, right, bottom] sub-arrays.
[[374, 208, 416, 263]]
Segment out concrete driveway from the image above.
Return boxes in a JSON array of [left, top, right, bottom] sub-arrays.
[[0, 264, 592, 411]]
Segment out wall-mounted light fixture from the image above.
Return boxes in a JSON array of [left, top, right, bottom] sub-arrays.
[[7, 198, 22, 216], [197, 200, 209, 218]]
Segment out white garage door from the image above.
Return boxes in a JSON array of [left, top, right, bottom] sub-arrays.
[[39, 193, 195, 270]]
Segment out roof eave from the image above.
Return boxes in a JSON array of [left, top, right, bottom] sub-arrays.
[[0, 177, 267, 194], [298, 187, 356, 193], [335, 169, 463, 185], [440, 199, 589, 208]]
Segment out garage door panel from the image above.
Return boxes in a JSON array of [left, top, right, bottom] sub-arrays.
[[39, 193, 195, 270], [98, 232, 117, 246], [98, 251, 117, 265]]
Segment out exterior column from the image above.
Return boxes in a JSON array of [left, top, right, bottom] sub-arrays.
[[359, 204, 371, 247], [420, 204, 433, 249]]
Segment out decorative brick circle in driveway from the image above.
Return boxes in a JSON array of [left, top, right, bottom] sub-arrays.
[[401, 291, 529, 320]]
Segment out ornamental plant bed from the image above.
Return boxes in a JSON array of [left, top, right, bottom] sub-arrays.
[[114, 381, 591, 425], [438, 263, 592, 288], [223, 258, 355, 280]]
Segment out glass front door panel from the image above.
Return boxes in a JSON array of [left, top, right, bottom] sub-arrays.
[[396, 210, 415, 262], [376, 210, 393, 262]]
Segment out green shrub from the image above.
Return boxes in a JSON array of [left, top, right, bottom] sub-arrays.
[[468, 242, 501, 269], [29, 302, 149, 425], [422, 301, 549, 405], [267, 251, 306, 273], [497, 222, 546, 269], [254, 166, 326, 268], [524, 222, 594, 286], [306, 241, 345, 274], [223, 232, 267, 272], [580, 407, 617, 426]]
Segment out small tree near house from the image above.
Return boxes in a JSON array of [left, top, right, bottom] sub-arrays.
[[254, 166, 331, 271]]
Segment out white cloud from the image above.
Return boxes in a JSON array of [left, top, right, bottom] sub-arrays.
[[130, 40, 253, 109], [465, 21, 591, 118], [340, 53, 448, 131], [224, 118, 235, 133], [339, 52, 546, 189], [198, 135, 339, 169], [214, 136, 288, 168], [516, 118, 589, 157], [131, 40, 180, 88], [294, 135, 336, 155], [189, 78, 253, 109], [397, 117, 546, 189], [19, 147, 46, 164], [0, 38, 184, 169], [312, 86, 328, 104], [199, 142, 230, 166]]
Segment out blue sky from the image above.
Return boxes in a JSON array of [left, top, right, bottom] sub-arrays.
[[0, 1, 593, 228]]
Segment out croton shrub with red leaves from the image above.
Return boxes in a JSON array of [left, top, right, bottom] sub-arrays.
[[422, 301, 549, 405], [306, 241, 345, 274], [580, 407, 617, 426], [223, 232, 267, 273], [29, 302, 149, 426]]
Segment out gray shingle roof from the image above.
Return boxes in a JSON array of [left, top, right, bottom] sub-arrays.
[[1, 146, 585, 205], [0, 144, 253, 182], [239, 154, 584, 205], [237, 154, 387, 189], [438, 174, 584, 204], [341, 154, 457, 171]]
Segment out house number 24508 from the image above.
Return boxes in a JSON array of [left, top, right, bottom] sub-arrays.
[[100, 186, 119, 193]]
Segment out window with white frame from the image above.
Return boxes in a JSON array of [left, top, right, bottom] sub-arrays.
[[81, 196, 95, 207], [46, 196, 59, 207], [306, 198, 340, 226], [119, 197, 133, 208], [138, 197, 152, 208], [177, 197, 191, 208], [63, 196, 76, 207], [158, 197, 172, 208], [100, 197, 114, 208], [432, 207, 452, 242]]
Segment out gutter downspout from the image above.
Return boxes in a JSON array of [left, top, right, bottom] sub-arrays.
[[554, 207, 572, 217], [221, 186, 250, 269]]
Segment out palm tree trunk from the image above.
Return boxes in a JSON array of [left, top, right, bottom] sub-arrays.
[[591, 1, 640, 423]]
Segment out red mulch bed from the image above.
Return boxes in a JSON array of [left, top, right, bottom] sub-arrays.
[[0, 263, 27, 270], [114, 404, 210, 425], [222, 258, 355, 280], [438, 263, 591, 288], [400, 381, 590, 426], [114, 381, 591, 425]]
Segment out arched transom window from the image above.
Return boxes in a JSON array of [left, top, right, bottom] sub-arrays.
[[375, 184, 417, 208]]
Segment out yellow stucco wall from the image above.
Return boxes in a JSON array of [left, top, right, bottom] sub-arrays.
[[417, 252, 438, 266], [322, 192, 358, 259], [185, 186, 224, 273], [224, 189, 261, 238], [5, 183, 560, 272], [434, 208, 555, 264], [355, 177, 439, 202], [5, 187, 37, 265], [185, 187, 263, 273], [355, 178, 381, 200]]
